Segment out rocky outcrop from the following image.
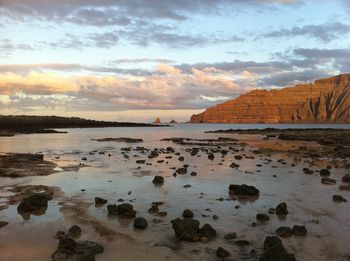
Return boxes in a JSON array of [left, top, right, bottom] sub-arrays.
[[190, 74, 350, 123]]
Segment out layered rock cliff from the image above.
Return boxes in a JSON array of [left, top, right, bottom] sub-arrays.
[[190, 74, 350, 123]]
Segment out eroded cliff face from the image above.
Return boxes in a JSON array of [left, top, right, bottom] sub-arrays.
[[190, 74, 350, 123]]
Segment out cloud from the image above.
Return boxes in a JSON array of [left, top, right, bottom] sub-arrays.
[[0, 64, 254, 111], [0, 0, 303, 25], [262, 22, 350, 42]]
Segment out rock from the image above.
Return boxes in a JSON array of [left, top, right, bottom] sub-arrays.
[[260, 236, 296, 261], [256, 213, 270, 221], [275, 227, 292, 237], [199, 224, 217, 240], [134, 217, 148, 229], [148, 205, 159, 214], [190, 74, 350, 124], [54, 231, 65, 240], [95, 197, 107, 205], [213, 214, 219, 220], [136, 159, 146, 164], [275, 202, 288, 215], [303, 168, 313, 174], [190, 171, 197, 176], [321, 177, 336, 185], [157, 211, 167, 217], [333, 195, 347, 202], [152, 175, 164, 185], [236, 240, 250, 246], [92, 137, 143, 143], [0, 221, 8, 228], [320, 169, 330, 177], [208, 153, 214, 160], [292, 225, 307, 236], [342, 174, 350, 183], [182, 209, 194, 218], [183, 184, 191, 188], [117, 203, 136, 218], [17, 193, 52, 219], [229, 184, 259, 196], [339, 184, 350, 191], [223, 232, 237, 240], [176, 167, 187, 174], [107, 204, 118, 215], [178, 156, 184, 161], [216, 247, 231, 258], [171, 218, 200, 241], [234, 155, 243, 160], [229, 162, 240, 168], [68, 225, 81, 238]]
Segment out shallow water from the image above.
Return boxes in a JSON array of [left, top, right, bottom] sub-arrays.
[[0, 124, 349, 260]]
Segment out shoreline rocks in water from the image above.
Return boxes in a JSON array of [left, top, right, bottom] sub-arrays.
[[17, 192, 53, 220], [229, 184, 259, 196], [52, 226, 104, 261], [91, 137, 143, 143], [171, 218, 217, 242], [0, 153, 58, 177]]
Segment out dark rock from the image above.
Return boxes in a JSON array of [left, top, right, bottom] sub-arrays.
[[320, 169, 330, 177], [17, 193, 52, 219], [256, 213, 270, 221], [275, 227, 292, 237], [190, 171, 197, 176], [117, 203, 136, 218], [229, 184, 259, 196], [229, 162, 240, 168], [303, 168, 313, 174], [0, 221, 8, 228], [216, 247, 231, 258], [95, 197, 107, 205], [236, 240, 250, 246], [176, 167, 187, 174], [152, 175, 164, 185], [332, 195, 347, 202], [213, 215, 219, 220], [183, 184, 191, 188], [107, 204, 118, 215], [342, 174, 350, 183], [276, 202, 288, 215], [68, 225, 81, 238], [54, 231, 65, 240], [321, 177, 336, 185], [148, 205, 159, 214], [292, 225, 307, 236], [208, 153, 214, 160], [171, 218, 200, 241], [134, 217, 148, 229], [136, 159, 146, 164], [182, 209, 194, 218], [178, 156, 184, 161], [234, 155, 243, 160], [223, 232, 237, 240], [260, 236, 296, 261], [199, 223, 216, 240]]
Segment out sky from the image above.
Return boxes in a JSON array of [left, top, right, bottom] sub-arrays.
[[0, 0, 349, 122]]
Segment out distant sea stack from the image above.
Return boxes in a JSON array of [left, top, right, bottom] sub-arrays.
[[190, 74, 350, 124]]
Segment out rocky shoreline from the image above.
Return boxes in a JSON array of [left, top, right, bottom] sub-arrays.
[[0, 129, 349, 260]]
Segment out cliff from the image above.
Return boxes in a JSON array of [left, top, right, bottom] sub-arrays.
[[190, 73, 350, 123]]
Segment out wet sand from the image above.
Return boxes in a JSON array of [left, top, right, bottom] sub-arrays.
[[0, 125, 349, 260]]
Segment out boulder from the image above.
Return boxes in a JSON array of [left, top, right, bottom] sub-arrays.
[[182, 209, 194, 218], [95, 197, 107, 205], [321, 177, 336, 185], [229, 184, 259, 196], [292, 225, 307, 236], [107, 204, 118, 215], [342, 174, 350, 183], [332, 195, 347, 202], [216, 247, 231, 258], [256, 213, 270, 221], [319, 169, 330, 177], [171, 218, 200, 241], [275, 227, 292, 238], [260, 236, 296, 261], [134, 217, 148, 229], [117, 203, 136, 218], [275, 203, 288, 215], [199, 224, 217, 240], [152, 175, 164, 185]]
